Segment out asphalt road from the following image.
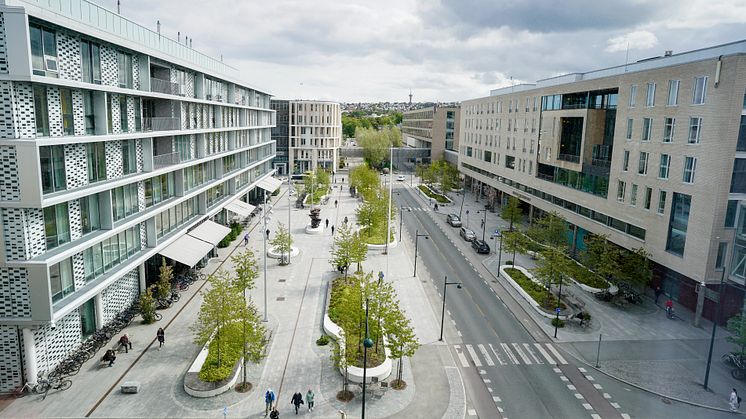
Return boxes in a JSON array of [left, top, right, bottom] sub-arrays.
[[395, 183, 607, 418]]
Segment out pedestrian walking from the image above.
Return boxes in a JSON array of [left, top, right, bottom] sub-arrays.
[[306, 388, 315, 412], [266, 228, 270, 239], [325, 219, 329, 228], [731, 388, 740, 411], [342, 177, 344, 183], [343, 216, 348, 224], [331, 225, 335, 235], [265, 388, 276, 416], [156, 327, 165, 349], [480, 219, 484, 229], [654, 286, 662, 304], [334, 199, 338, 208], [244, 232, 250, 246], [291, 392, 303, 414]]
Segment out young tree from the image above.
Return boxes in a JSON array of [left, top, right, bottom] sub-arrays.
[[618, 247, 653, 290], [229, 249, 263, 389], [528, 212, 567, 250], [154, 258, 174, 302], [357, 127, 389, 168], [385, 126, 403, 148], [583, 234, 620, 284], [350, 231, 368, 273], [270, 223, 293, 265], [501, 196, 522, 230], [532, 246, 573, 296], [727, 313, 746, 356], [502, 230, 527, 265], [350, 164, 380, 200], [139, 288, 157, 324], [384, 302, 419, 389], [330, 223, 355, 280]]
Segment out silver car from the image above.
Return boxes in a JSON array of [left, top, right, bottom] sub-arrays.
[[459, 227, 476, 242]]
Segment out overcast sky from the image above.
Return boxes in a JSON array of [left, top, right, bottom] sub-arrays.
[[103, 0, 746, 103]]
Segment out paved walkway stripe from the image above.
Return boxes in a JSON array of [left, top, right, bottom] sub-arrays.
[[545, 343, 568, 364], [454, 345, 470, 368], [489, 344, 507, 365], [465, 344, 483, 367], [523, 343, 542, 364], [534, 343, 557, 365], [511, 343, 532, 364], [478, 344, 495, 366], [500, 343, 519, 364]]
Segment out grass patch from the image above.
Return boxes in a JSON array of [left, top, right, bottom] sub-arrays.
[[417, 185, 451, 204], [199, 322, 243, 382], [565, 260, 609, 289], [306, 188, 328, 205], [504, 268, 566, 311], [359, 227, 393, 245]]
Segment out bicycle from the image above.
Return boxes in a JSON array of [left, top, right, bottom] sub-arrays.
[[37, 375, 72, 400], [12, 381, 41, 398]]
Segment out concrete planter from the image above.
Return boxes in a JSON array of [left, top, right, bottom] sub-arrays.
[[500, 265, 570, 320], [305, 224, 324, 235], [323, 288, 392, 384], [365, 233, 398, 252], [267, 246, 300, 260], [184, 336, 242, 398], [303, 192, 329, 206], [416, 185, 453, 206]]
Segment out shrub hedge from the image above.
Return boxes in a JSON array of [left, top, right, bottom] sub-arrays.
[[504, 267, 566, 311], [417, 185, 451, 203], [199, 322, 243, 382]]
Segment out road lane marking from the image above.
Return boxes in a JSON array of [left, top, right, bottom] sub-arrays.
[[478, 344, 495, 366], [545, 343, 568, 364], [500, 343, 519, 364], [493, 396, 501, 402], [611, 402, 620, 409], [574, 393, 584, 399], [582, 403, 593, 410], [603, 393, 611, 399], [511, 343, 532, 364], [483, 379, 491, 383], [535, 343, 557, 365], [593, 383, 603, 390], [465, 344, 483, 367], [489, 344, 507, 365], [453, 345, 469, 368], [467, 409, 476, 416], [567, 384, 576, 390], [523, 343, 542, 364]]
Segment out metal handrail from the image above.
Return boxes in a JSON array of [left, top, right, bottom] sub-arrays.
[[153, 152, 181, 168]]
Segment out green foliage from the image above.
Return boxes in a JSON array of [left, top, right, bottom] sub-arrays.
[[357, 127, 391, 168], [330, 223, 355, 275], [418, 159, 459, 194], [356, 189, 395, 244], [617, 247, 653, 289], [230, 249, 258, 292], [303, 168, 331, 204], [218, 222, 243, 248], [316, 335, 330, 346], [350, 165, 380, 200], [531, 247, 571, 290], [154, 258, 174, 301], [564, 260, 608, 289], [583, 234, 620, 282], [417, 185, 451, 203], [551, 318, 566, 328], [139, 288, 157, 324], [727, 313, 746, 355], [501, 196, 522, 230], [350, 232, 369, 273], [504, 268, 566, 311], [502, 230, 528, 265], [270, 223, 293, 265], [271, 188, 280, 196], [528, 212, 567, 250]]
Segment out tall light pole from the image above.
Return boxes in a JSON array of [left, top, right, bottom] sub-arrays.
[[361, 298, 374, 419], [262, 190, 268, 322], [384, 146, 393, 256], [477, 209, 488, 241], [496, 232, 504, 278], [704, 261, 728, 390], [459, 176, 466, 219], [413, 230, 429, 277], [553, 274, 564, 338], [440, 276, 462, 341], [287, 175, 291, 265]]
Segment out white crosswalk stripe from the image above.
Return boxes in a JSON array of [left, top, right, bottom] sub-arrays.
[[455, 343, 568, 367]]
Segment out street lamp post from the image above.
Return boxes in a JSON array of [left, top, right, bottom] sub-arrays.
[[361, 298, 374, 419], [465, 210, 470, 229], [459, 176, 466, 219], [413, 229, 429, 277], [263, 191, 268, 322], [477, 209, 488, 241], [497, 232, 504, 278], [440, 276, 462, 341], [287, 175, 291, 265], [553, 275, 564, 338], [704, 264, 728, 390]]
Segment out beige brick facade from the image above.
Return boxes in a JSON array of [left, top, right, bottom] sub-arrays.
[[402, 105, 460, 161]]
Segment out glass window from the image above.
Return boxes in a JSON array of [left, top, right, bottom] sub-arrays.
[[646, 82, 656, 107], [716, 242, 728, 269], [626, 118, 633, 140], [134, 98, 141, 131], [629, 85, 637, 107], [630, 184, 638, 206], [658, 190, 667, 214], [120, 96, 128, 132], [50, 258, 74, 303], [87, 142, 106, 183], [40, 145, 66, 193], [29, 24, 57, 77], [83, 91, 95, 134], [59, 88, 74, 135], [29, 24, 44, 75], [80, 194, 100, 235], [44, 202, 70, 249], [663, 117, 675, 143], [638, 151, 649, 175], [659, 154, 670, 179], [80, 40, 101, 84], [622, 150, 630, 171], [642, 118, 652, 141], [644, 187, 652, 210], [34, 85, 49, 137], [683, 156, 697, 183], [666, 193, 691, 256], [117, 51, 133, 88], [122, 139, 137, 175], [731, 158, 746, 194], [667, 80, 680, 106], [737, 115, 746, 152], [688, 117, 702, 144], [726, 200, 738, 227], [617, 180, 626, 202], [693, 76, 707, 105]]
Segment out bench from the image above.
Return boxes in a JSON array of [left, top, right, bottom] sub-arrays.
[[121, 381, 140, 394]]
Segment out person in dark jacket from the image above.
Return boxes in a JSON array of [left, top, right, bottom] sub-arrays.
[[291, 392, 303, 414]]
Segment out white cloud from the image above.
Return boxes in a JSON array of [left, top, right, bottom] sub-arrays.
[[605, 30, 659, 53]]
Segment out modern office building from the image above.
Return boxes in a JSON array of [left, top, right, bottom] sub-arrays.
[[271, 100, 341, 175], [0, 0, 276, 390], [402, 105, 461, 164], [459, 41, 746, 321], [271, 99, 289, 175]]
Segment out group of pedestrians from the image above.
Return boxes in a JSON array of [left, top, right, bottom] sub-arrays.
[[264, 388, 315, 417]]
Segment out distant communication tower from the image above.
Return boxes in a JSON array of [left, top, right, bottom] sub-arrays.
[[408, 90, 413, 106]]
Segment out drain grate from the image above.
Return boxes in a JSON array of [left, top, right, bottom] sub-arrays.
[[276, 297, 285, 301], [278, 279, 286, 282]]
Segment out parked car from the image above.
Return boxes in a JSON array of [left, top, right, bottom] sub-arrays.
[[472, 239, 490, 254], [397, 175, 406, 182], [447, 213, 462, 227], [459, 227, 476, 242]]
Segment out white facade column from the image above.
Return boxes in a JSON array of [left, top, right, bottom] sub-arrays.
[[22, 328, 38, 385], [94, 293, 105, 329], [139, 263, 147, 292]]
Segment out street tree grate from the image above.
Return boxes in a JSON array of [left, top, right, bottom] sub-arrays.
[[276, 297, 286, 301]]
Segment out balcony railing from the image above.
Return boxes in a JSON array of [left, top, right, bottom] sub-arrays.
[[557, 153, 580, 163], [153, 152, 181, 169], [591, 144, 612, 168], [143, 117, 180, 132], [150, 77, 181, 95]]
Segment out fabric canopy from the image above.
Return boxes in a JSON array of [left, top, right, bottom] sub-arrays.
[[225, 200, 256, 218], [187, 220, 231, 246], [159, 234, 214, 267], [256, 176, 283, 192]]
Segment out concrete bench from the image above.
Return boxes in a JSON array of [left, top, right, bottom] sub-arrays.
[[121, 381, 140, 394]]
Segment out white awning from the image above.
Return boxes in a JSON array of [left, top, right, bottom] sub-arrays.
[[225, 200, 256, 218], [256, 176, 283, 192], [159, 234, 214, 267], [187, 220, 231, 246]]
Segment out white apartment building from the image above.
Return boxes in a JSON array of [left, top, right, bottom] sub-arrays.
[[0, 0, 276, 390], [282, 100, 341, 174], [460, 41, 746, 322]]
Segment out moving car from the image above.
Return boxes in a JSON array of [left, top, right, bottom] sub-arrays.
[[397, 175, 406, 182], [446, 213, 462, 227], [459, 227, 476, 242], [472, 239, 490, 254]]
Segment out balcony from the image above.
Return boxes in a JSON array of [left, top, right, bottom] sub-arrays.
[[591, 144, 612, 168], [150, 78, 182, 95], [143, 117, 180, 132], [557, 153, 580, 164], [153, 152, 181, 169]]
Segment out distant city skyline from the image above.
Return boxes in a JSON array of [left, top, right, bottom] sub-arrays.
[[99, 0, 746, 102]]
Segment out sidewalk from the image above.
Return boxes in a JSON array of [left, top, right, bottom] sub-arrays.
[[1, 175, 461, 418], [445, 186, 742, 412]]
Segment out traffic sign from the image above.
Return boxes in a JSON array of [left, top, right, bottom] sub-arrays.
[[555, 308, 561, 313]]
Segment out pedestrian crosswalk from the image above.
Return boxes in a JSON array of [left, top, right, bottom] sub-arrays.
[[403, 206, 430, 212], [453, 343, 568, 368]]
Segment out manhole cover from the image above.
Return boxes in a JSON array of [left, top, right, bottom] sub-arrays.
[[276, 297, 285, 301], [661, 398, 672, 404]]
